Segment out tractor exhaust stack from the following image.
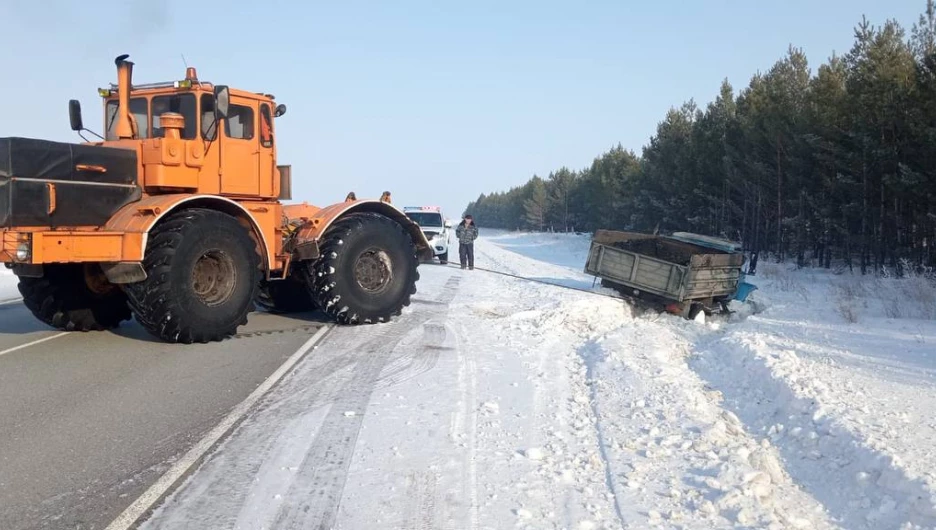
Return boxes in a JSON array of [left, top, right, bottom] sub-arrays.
[[114, 54, 135, 140]]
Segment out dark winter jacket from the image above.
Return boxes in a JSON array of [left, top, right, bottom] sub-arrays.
[[455, 221, 479, 244]]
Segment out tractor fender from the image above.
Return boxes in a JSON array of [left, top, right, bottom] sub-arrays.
[[105, 194, 272, 270], [290, 200, 433, 262]]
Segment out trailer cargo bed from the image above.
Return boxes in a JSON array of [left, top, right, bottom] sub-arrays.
[[584, 229, 748, 317]]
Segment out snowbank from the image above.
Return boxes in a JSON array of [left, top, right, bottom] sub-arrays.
[[689, 261, 936, 528], [475, 232, 936, 527]]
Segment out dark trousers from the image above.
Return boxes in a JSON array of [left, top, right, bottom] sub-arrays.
[[459, 243, 474, 269]]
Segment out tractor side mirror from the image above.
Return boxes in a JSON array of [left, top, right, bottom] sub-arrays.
[[69, 100, 83, 131], [214, 85, 230, 119], [274, 103, 287, 118]]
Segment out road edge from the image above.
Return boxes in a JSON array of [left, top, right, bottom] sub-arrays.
[[104, 324, 334, 530]]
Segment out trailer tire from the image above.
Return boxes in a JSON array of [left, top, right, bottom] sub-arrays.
[[125, 208, 261, 344], [18, 263, 132, 332], [256, 264, 317, 313], [306, 212, 419, 324]]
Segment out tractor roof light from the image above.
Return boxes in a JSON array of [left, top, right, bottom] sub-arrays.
[[98, 88, 112, 97], [174, 79, 193, 89]]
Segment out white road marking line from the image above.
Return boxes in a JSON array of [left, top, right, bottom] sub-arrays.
[[0, 297, 23, 306], [104, 324, 334, 530], [0, 332, 69, 357]]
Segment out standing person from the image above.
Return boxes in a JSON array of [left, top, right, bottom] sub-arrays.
[[456, 215, 479, 270]]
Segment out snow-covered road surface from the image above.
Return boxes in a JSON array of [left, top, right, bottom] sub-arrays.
[[7, 231, 931, 529]]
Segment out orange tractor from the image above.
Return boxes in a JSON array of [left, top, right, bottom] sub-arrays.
[[0, 55, 433, 343]]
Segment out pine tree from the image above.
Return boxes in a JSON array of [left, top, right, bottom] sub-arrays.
[[523, 177, 548, 231]]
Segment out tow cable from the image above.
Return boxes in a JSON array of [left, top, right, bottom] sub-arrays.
[[438, 262, 629, 302]]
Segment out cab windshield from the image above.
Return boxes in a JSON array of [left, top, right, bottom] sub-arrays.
[[105, 94, 198, 140]]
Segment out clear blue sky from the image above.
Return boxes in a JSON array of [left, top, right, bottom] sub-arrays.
[[0, 0, 925, 221]]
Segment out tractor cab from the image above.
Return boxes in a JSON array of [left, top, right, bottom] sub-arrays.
[[68, 56, 290, 200]]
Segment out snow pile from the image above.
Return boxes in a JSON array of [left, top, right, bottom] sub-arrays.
[[691, 330, 936, 528], [468, 233, 839, 528], [585, 320, 836, 529], [478, 231, 936, 528], [690, 261, 936, 529]]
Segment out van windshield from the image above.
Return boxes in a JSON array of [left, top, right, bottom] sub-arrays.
[[406, 212, 443, 227]]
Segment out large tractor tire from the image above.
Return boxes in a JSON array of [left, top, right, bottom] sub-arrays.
[[305, 212, 419, 325], [124, 208, 261, 344], [18, 263, 132, 332], [256, 263, 317, 313]]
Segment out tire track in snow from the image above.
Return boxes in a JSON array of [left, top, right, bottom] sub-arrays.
[[404, 470, 440, 530], [578, 339, 628, 527], [376, 321, 451, 389], [137, 275, 462, 530], [462, 327, 481, 530], [272, 275, 462, 530], [138, 343, 361, 530]]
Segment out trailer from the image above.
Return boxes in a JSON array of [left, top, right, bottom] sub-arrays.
[[584, 229, 756, 319]]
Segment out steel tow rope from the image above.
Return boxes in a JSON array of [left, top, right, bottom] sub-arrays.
[[436, 262, 629, 302]]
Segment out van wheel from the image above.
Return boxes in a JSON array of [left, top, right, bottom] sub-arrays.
[[124, 208, 261, 344]]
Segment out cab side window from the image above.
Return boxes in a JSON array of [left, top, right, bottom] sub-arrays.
[[260, 104, 273, 148], [201, 94, 218, 140], [224, 105, 254, 140]]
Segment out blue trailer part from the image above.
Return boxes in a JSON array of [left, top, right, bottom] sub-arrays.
[[734, 274, 758, 302]]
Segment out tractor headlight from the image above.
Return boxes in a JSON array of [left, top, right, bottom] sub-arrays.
[[16, 243, 30, 261]]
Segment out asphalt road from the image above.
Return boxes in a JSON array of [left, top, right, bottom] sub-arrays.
[[0, 299, 331, 530]]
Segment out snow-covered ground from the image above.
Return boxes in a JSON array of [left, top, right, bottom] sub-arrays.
[[7, 231, 936, 529], [137, 230, 936, 529]]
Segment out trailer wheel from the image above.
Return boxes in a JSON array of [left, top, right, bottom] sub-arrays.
[[125, 208, 261, 344], [256, 263, 317, 313], [306, 212, 419, 324], [18, 263, 132, 332]]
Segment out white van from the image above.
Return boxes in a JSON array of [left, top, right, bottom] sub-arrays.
[[403, 206, 452, 264]]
